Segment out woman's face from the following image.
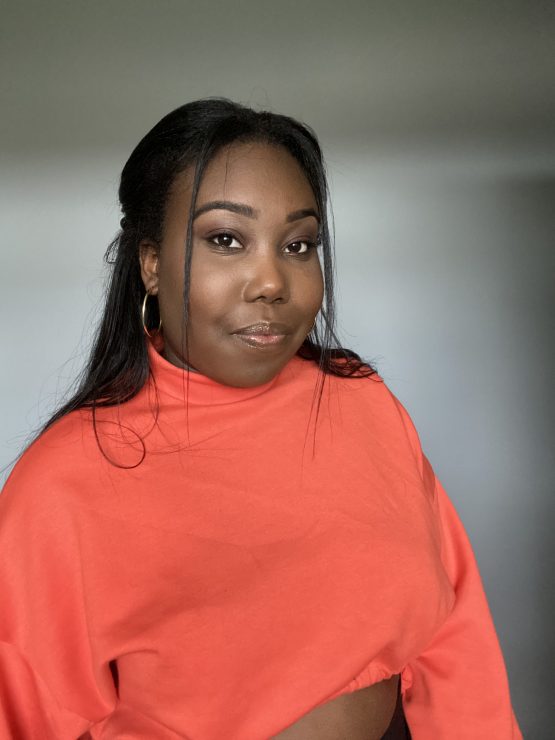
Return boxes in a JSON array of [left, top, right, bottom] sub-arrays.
[[139, 142, 324, 387]]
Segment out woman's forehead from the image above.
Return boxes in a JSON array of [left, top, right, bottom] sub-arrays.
[[168, 142, 317, 214]]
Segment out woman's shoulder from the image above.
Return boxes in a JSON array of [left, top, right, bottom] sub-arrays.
[[291, 355, 408, 414], [290, 353, 415, 428], [1, 409, 99, 506], [316, 361, 426, 467]]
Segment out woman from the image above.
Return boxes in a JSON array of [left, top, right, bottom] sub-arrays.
[[0, 99, 521, 739]]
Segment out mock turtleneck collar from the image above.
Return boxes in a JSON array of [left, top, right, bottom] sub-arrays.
[[146, 340, 292, 406]]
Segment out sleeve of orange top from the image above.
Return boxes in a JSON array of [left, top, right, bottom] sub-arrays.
[[0, 447, 117, 739], [391, 396, 522, 738]]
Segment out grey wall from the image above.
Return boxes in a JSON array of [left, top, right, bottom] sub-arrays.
[[2, 2, 554, 735]]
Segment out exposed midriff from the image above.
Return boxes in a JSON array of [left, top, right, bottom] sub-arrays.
[[271, 675, 400, 740]]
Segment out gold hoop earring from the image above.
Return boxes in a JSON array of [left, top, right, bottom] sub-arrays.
[[142, 292, 162, 338]]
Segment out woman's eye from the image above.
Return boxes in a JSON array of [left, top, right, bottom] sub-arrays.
[[210, 233, 241, 250], [284, 241, 314, 255]]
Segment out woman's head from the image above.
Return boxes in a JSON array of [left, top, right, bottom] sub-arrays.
[[140, 140, 324, 387], [40, 99, 372, 452], [116, 98, 333, 386]]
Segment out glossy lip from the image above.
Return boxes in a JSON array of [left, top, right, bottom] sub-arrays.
[[234, 322, 291, 336], [232, 322, 290, 349]]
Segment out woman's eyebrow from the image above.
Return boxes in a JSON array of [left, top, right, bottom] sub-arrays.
[[286, 208, 320, 223], [193, 201, 320, 223], [193, 201, 258, 220]]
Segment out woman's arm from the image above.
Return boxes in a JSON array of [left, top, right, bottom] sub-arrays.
[[0, 447, 117, 738], [402, 467, 522, 738], [392, 397, 522, 738]]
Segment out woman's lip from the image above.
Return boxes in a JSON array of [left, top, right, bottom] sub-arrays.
[[233, 322, 291, 335], [233, 333, 287, 349]]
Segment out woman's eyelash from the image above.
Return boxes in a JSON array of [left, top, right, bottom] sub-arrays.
[[284, 240, 318, 255], [209, 233, 241, 249], [206, 233, 321, 253]]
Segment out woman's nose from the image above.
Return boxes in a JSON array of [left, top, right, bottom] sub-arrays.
[[242, 250, 290, 304]]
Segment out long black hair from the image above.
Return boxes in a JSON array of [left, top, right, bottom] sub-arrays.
[[40, 98, 375, 458]]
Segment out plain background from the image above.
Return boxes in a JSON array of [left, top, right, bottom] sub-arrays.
[[1, 1, 554, 736]]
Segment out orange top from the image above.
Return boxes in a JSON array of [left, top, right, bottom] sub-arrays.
[[0, 345, 521, 739]]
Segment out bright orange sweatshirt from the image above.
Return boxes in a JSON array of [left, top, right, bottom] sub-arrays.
[[0, 345, 521, 739]]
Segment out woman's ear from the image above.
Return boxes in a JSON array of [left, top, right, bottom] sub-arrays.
[[139, 241, 160, 295]]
